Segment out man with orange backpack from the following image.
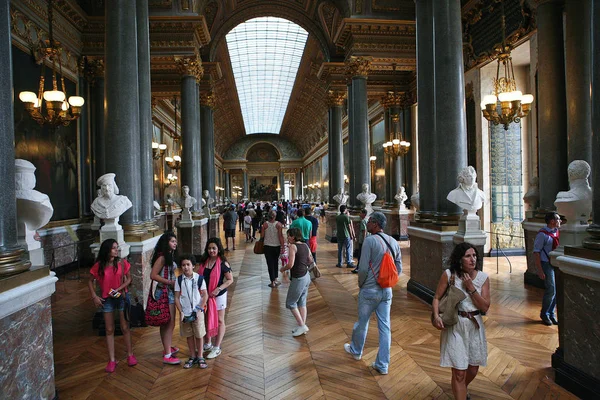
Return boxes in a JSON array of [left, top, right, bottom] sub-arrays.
[[533, 212, 561, 326], [344, 211, 402, 375]]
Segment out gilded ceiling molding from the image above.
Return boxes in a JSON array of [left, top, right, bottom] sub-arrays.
[[345, 56, 371, 78], [380, 91, 404, 109], [175, 55, 204, 82], [200, 91, 216, 108], [325, 90, 346, 107]]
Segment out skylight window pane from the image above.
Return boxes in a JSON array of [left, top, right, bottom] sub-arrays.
[[226, 17, 308, 134]]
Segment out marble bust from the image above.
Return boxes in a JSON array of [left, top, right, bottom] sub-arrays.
[[447, 166, 485, 214], [523, 177, 540, 210], [91, 173, 132, 220], [555, 160, 592, 226], [333, 188, 349, 212], [203, 190, 214, 214], [15, 159, 54, 244], [179, 185, 197, 210], [411, 190, 420, 212], [394, 187, 408, 211], [357, 183, 377, 215]]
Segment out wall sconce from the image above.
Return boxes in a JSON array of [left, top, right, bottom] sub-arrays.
[[166, 154, 181, 170], [344, 175, 349, 184], [152, 142, 167, 159], [166, 173, 178, 186]]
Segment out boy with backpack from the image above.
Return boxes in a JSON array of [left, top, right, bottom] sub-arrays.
[[175, 254, 209, 369], [533, 212, 561, 326]]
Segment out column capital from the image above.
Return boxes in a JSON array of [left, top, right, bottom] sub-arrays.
[[200, 91, 215, 108], [175, 55, 204, 82], [81, 57, 105, 82], [344, 56, 372, 79], [326, 90, 346, 107], [381, 91, 403, 108]]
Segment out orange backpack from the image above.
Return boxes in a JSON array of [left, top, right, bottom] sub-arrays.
[[368, 233, 400, 288]]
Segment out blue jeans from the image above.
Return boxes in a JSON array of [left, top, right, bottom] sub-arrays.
[[337, 237, 353, 266], [349, 287, 392, 373], [541, 261, 556, 318]]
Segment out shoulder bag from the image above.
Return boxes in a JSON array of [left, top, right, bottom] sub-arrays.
[[253, 238, 265, 254], [144, 263, 171, 326], [432, 272, 466, 326]]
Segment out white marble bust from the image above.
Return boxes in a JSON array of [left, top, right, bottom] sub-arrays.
[[179, 185, 197, 210], [523, 177, 540, 210], [91, 173, 132, 220], [357, 183, 377, 215], [395, 187, 408, 211], [447, 166, 485, 214], [333, 188, 348, 211], [411, 189, 420, 212], [15, 159, 54, 240], [555, 160, 592, 226]]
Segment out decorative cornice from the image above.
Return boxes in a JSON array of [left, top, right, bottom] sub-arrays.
[[175, 55, 204, 81], [326, 90, 346, 107], [200, 91, 215, 108], [81, 56, 104, 83], [380, 91, 404, 108], [345, 56, 372, 78]]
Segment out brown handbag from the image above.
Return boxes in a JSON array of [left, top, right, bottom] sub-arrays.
[[253, 239, 264, 254], [434, 272, 466, 326]]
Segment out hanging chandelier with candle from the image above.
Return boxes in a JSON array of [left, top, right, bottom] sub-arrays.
[[381, 64, 411, 157], [480, 1, 534, 130], [18, 0, 84, 130]]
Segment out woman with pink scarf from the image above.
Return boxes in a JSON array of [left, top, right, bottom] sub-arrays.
[[198, 237, 233, 359]]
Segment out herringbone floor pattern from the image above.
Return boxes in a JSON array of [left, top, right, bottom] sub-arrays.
[[51, 221, 578, 399]]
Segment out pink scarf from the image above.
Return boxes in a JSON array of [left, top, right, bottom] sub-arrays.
[[199, 257, 221, 338]]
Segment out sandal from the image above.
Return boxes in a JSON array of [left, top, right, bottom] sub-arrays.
[[197, 357, 208, 369], [183, 357, 196, 369]]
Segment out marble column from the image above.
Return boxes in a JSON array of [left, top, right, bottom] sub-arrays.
[[136, 0, 155, 226], [78, 65, 92, 217], [327, 90, 345, 204], [403, 99, 414, 196], [537, 0, 568, 211], [0, 0, 29, 276], [200, 91, 215, 199], [224, 170, 231, 200], [346, 79, 354, 203], [177, 57, 203, 204], [279, 170, 285, 200], [383, 105, 393, 205], [391, 105, 402, 203], [243, 170, 249, 199], [565, 0, 592, 164], [89, 60, 105, 181], [345, 57, 371, 209], [433, 0, 467, 223], [381, 92, 402, 206], [105, 0, 143, 228], [415, 0, 437, 221]]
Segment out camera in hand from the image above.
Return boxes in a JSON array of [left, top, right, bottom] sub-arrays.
[[182, 311, 197, 323]]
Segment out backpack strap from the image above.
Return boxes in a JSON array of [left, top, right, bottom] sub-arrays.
[[177, 274, 183, 289], [375, 233, 396, 260]]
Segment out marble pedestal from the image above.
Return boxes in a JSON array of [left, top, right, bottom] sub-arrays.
[[94, 217, 130, 258], [325, 211, 338, 242], [522, 220, 547, 288], [208, 214, 220, 239], [407, 223, 458, 304], [0, 269, 58, 399], [453, 213, 487, 260], [552, 247, 600, 399], [127, 235, 160, 316], [177, 217, 208, 258]]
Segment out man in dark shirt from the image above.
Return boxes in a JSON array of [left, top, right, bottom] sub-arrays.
[[305, 207, 319, 261], [276, 205, 286, 226], [223, 205, 238, 251]]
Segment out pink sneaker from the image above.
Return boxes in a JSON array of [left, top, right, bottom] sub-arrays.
[[162, 346, 180, 355], [105, 360, 117, 373], [163, 355, 181, 365], [127, 355, 138, 366]]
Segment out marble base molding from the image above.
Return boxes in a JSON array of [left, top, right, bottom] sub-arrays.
[[208, 214, 220, 239], [177, 218, 209, 258], [325, 211, 338, 242], [128, 235, 161, 314], [552, 348, 600, 400]]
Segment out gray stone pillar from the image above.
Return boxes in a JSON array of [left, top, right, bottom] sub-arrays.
[[177, 57, 203, 203], [391, 105, 402, 202], [89, 60, 105, 181], [415, 0, 437, 221], [243, 170, 249, 199], [296, 170, 303, 200], [537, 0, 568, 211], [403, 100, 414, 197], [565, 0, 592, 164], [345, 57, 371, 209], [136, 0, 154, 225], [78, 67, 92, 217], [433, 0, 467, 223], [200, 92, 215, 199], [382, 105, 393, 205], [279, 170, 285, 200], [224, 170, 231, 199], [327, 90, 345, 204], [0, 0, 29, 276], [105, 0, 143, 227]]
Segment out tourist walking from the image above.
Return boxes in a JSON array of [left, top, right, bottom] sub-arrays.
[[336, 205, 356, 268], [432, 242, 490, 400], [223, 204, 238, 251], [533, 212, 561, 325], [305, 207, 319, 261], [261, 210, 285, 287]]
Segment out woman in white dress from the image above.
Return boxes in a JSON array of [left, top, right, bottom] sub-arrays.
[[432, 243, 490, 400]]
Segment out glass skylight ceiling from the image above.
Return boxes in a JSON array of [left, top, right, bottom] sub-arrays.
[[226, 17, 308, 134]]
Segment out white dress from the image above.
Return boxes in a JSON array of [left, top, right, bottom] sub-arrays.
[[440, 269, 488, 370]]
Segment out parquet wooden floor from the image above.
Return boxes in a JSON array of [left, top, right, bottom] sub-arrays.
[[51, 221, 579, 399]]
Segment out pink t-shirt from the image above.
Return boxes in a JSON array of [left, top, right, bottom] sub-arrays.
[[90, 259, 131, 298]]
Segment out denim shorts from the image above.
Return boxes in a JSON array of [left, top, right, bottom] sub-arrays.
[[102, 293, 129, 313], [154, 287, 175, 304]]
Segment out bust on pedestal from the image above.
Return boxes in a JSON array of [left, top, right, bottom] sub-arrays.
[[356, 183, 377, 216], [203, 190, 214, 216], [411, 190, 420, 212], [333, 188, 348, 213], [178, 185, 197, 224], [91, 173, 132, 257], [395, 187, 408, 211], [554, 160, 592, 249], [523, 177, 540, 218], [15, 159, 54, 266], [447, 166, 486, 247]]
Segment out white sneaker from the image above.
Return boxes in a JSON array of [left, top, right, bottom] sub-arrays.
[[203, 343, 213, 352], [344, 343, 361, 360], [206, 347, 221, 359], [292, 325, 308, 337]]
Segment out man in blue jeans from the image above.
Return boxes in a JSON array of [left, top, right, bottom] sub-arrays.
[[335, 205, 356, 268], [533, 212, 561, 326], [344, 212, 402, 375]]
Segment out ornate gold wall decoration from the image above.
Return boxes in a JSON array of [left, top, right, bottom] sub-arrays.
[[175, 55, 204, 81], [326, 90, 346, 107], [345, 56, 371, 78], [200, 91, 216, 108]]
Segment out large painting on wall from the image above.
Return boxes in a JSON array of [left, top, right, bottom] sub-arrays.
[[12, 45, 79, 221]]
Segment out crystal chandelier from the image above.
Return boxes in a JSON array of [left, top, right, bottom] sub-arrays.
[[18, 0, 84, 129], [381, 65, 410, 157], [165, 96, 182, 170], [480, 1, 533, 130]]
